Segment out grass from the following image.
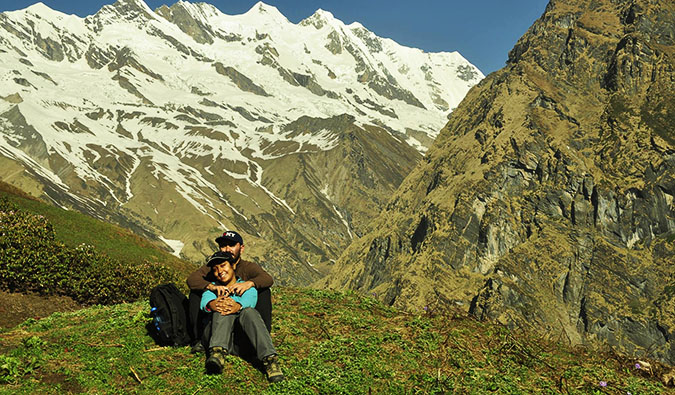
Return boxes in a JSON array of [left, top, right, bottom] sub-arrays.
[[0, 288, 667, 394]]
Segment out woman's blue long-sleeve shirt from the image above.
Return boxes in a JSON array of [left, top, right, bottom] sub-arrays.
[[200, 279, 258, 312]]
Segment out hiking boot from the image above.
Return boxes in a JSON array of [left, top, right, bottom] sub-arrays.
[[190, 341, 205, 354], [205, 347, 227, 374], [262, 354, 284, 383]]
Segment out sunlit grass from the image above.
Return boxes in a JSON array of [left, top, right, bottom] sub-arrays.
[[0, 288, 667, 394]]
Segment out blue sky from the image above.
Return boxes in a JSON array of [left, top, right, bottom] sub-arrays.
[[0, 0, 549, 75]]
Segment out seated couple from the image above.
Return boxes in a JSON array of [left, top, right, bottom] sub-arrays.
[[186, 230, 283, 383]]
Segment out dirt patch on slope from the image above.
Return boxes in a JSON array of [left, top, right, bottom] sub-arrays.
[[0, 290, 83, 330]]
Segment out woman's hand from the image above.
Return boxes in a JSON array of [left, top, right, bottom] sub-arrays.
[[212, 296, 242, 315]]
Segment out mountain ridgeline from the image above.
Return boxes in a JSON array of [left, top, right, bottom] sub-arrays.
[[323, 0, 675, 365], [0, 0, 482, 283]]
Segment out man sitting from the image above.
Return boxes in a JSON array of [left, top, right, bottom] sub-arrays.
[[201, 251, 284, 383]]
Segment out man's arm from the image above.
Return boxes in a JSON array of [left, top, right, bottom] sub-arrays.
[[186, 265, 211, 291], [236, 260, 273, 289]]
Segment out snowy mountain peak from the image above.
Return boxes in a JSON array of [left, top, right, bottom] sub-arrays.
[[310, 8, 343, 24], [300, 8, 344, 30], [170, 1, 219, 18], [23, 2, 55, 15], [96, 0, 157, 22], [313, 9, 337, 22], [245, 1, 289, 23], [114, 0, 154, 12], [192, 1, 221, 17], [15, 1, 74, 22], [347, 21, 367, 31]]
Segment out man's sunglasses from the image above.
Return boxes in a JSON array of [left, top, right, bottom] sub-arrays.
[[219, 240, 238, 247]]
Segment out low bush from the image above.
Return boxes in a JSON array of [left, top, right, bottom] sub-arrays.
[[0, 198, 179, 305]]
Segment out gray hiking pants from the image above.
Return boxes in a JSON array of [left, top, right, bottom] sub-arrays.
[[209, 307, 276, 360]]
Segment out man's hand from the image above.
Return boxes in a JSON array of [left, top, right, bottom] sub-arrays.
[[211, 296, 242, 315], [230, 280, 255, 296], [206, 283, 231, 297]]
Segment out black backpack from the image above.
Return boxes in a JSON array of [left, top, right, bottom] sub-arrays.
[[149, 283, 191, 347]]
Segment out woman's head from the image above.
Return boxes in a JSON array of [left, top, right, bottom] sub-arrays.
[[213, 260, 235, 285]]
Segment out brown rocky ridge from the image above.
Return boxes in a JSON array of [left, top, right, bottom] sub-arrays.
[[322, 0, 675, 365]]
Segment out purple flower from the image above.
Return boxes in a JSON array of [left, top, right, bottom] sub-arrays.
[[372, 292, 377, 297], [423, 306, 429, 311], [599, 381, 607, 387], [634, 363, 641, 369]]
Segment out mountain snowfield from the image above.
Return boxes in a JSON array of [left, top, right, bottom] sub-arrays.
[[0, 0, 483, 283]]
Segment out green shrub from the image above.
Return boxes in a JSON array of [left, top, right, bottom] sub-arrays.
[[0, 198, 179, 305], [0, 335, 45, 384], [0, 355, 21, 384]]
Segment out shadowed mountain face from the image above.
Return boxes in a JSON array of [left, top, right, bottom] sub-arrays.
[[324, 0, 675, 364], [0, 1, 482, 283]]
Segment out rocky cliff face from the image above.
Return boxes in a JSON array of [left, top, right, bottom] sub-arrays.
[[0, 0, 482, 283], [324, 0, 675, 364]]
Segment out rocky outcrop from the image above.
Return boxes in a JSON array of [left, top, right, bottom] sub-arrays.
[[212, 63, 270, 97], [155, 2, 215, 45], [324, 0, 675, 364]]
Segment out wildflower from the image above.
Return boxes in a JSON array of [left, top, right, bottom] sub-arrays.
[[423, 306, 429, 311], [634, 363, 641, 369], [599, 381, 607, 387], [372, 292, 377, 297]]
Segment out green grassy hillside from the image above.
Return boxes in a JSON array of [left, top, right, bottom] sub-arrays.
[[0, 181, 194, 282], [0, 181, 197, 306], [0, 288, 669, 394]]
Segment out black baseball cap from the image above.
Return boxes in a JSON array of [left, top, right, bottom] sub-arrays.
[[215, 230, 243, 246], [206, 251, 235, 266]]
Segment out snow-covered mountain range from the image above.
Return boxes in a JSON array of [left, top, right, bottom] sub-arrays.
[[0, 0, 483, 283]]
